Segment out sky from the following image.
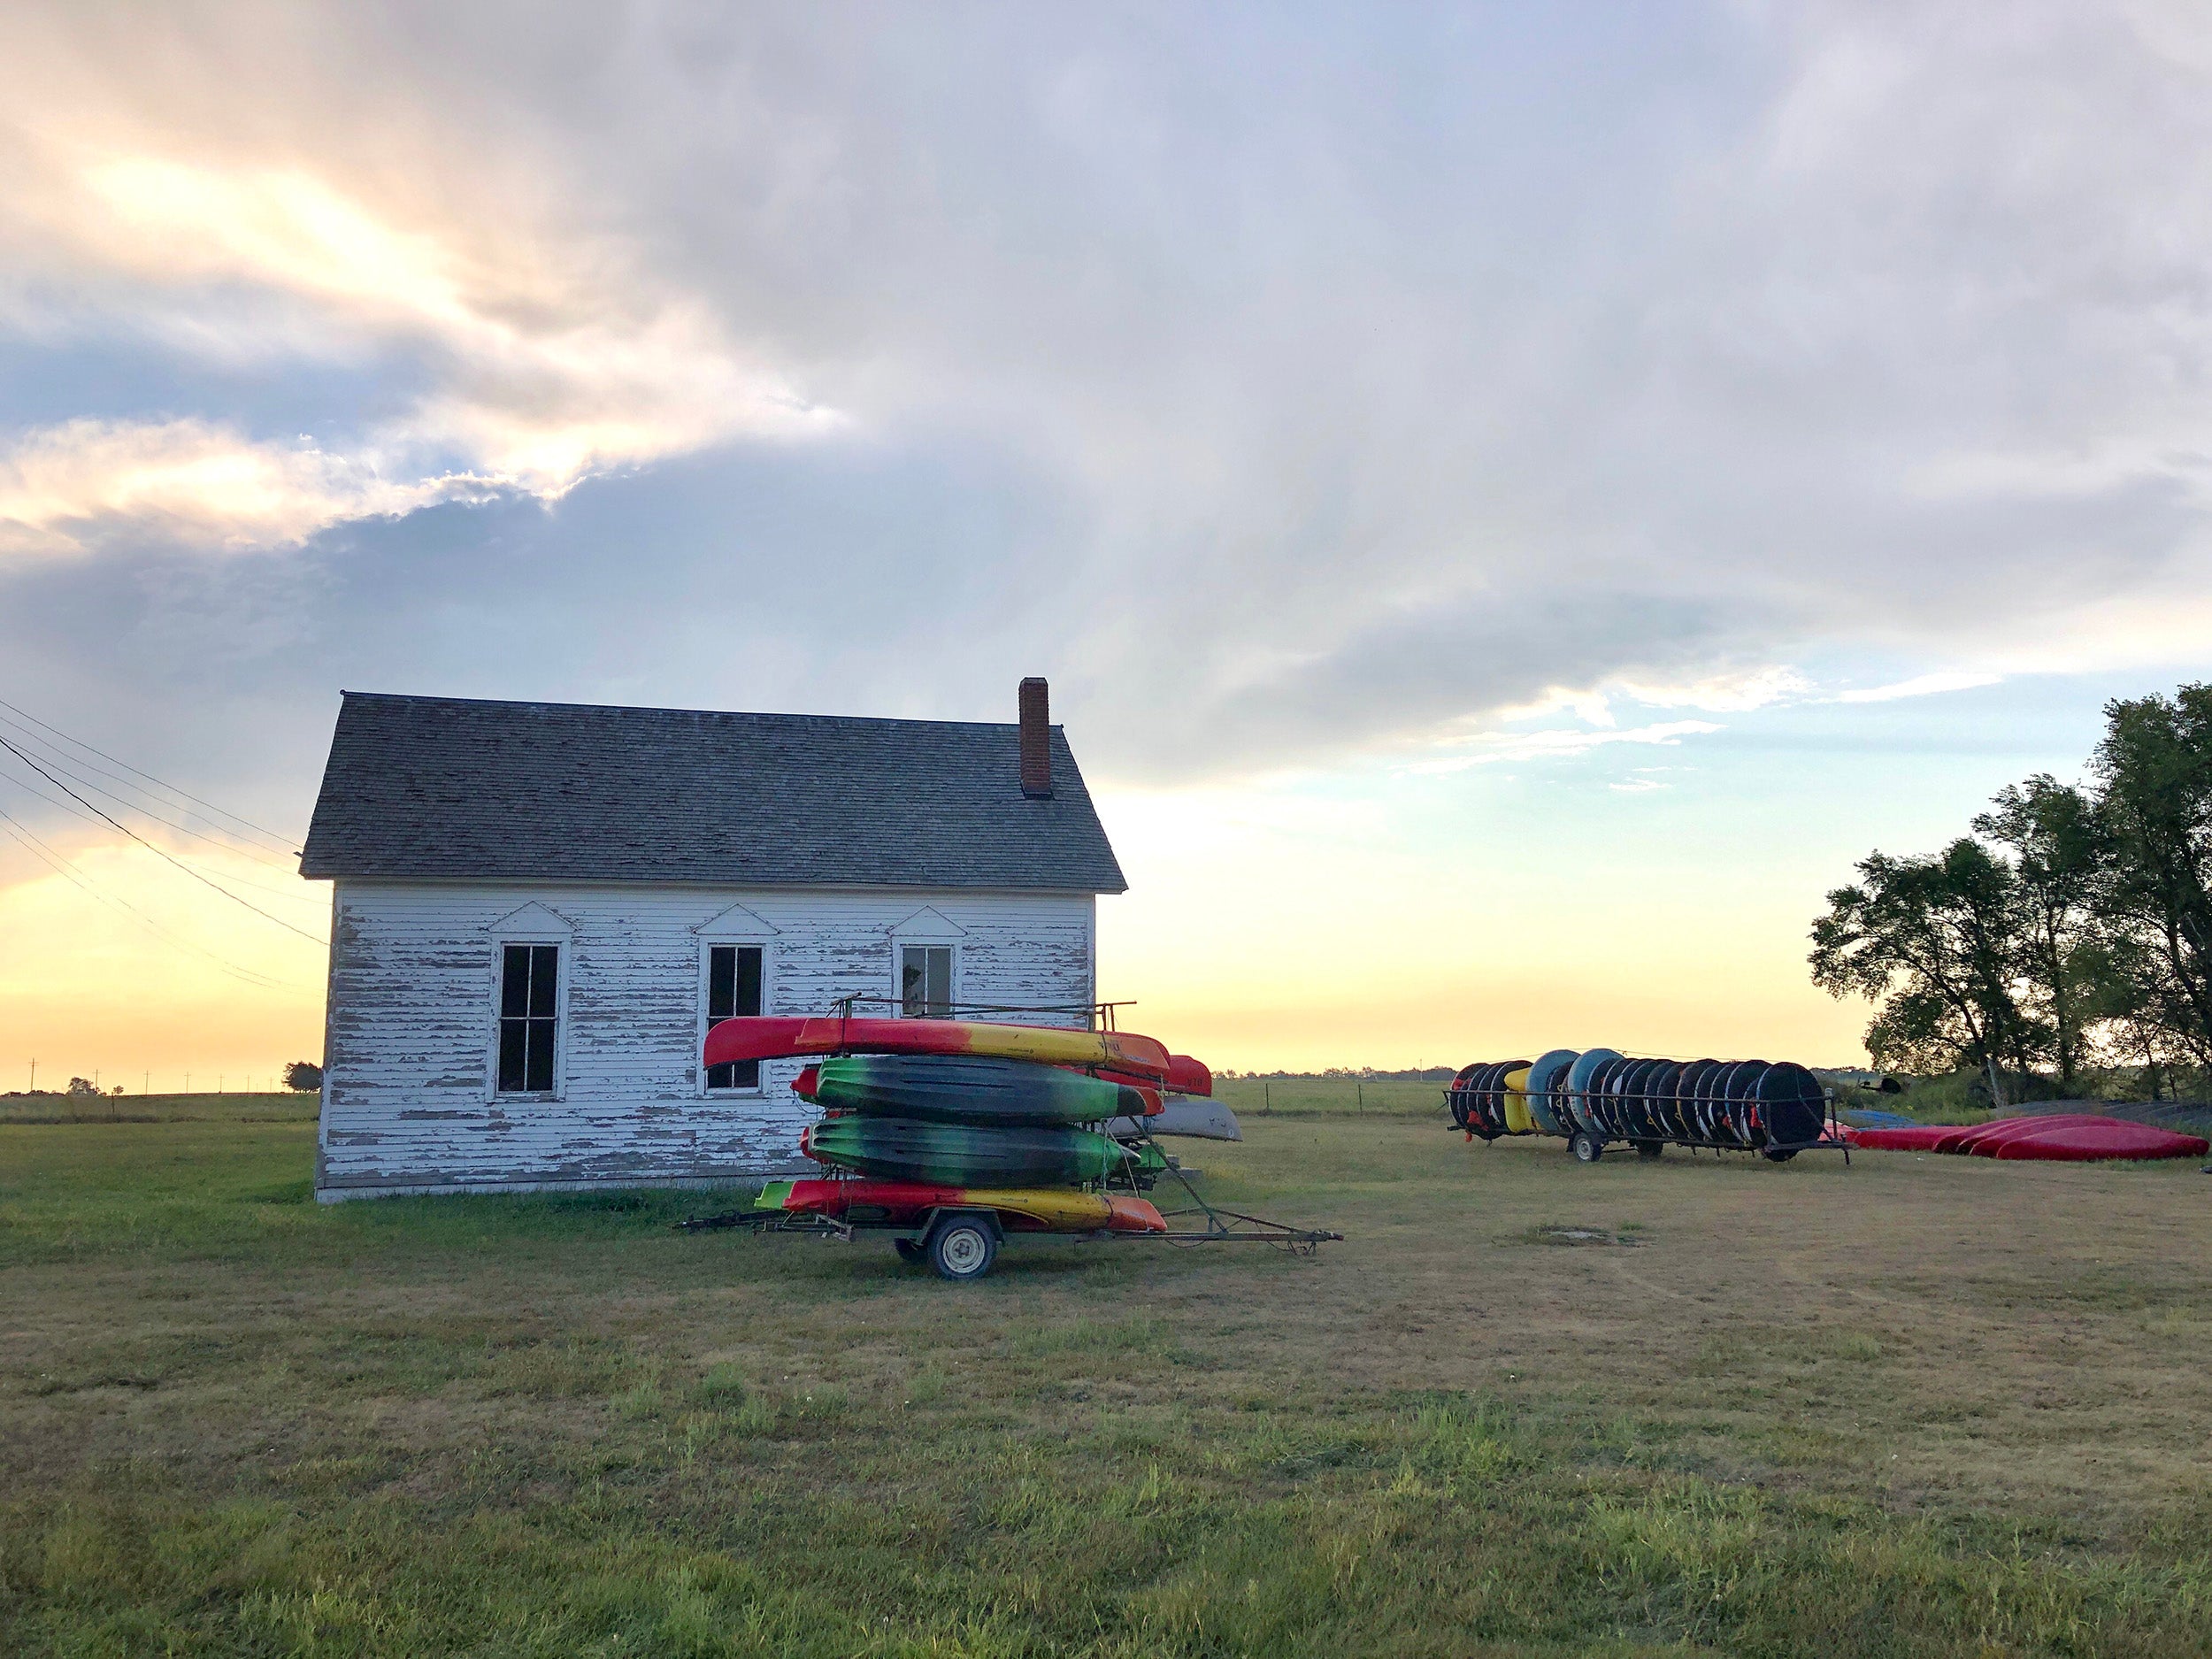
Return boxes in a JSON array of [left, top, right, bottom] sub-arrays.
[[4, 1, 2212, 1087]]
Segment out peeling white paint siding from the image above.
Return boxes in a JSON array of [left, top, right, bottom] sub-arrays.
[[318, 882, 1097, 1201]]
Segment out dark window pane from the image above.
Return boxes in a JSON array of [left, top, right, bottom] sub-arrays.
[[502, 945, 530, 1018], [734, 946, 763, 1017], [707, 1057, 762, 1092], [527, 945, 559, 1018], [498, 1019, 527, 1093], [927, 948, 950, 1015], [525, 1018, 555, 1093], [708, 946, 735, 1019]]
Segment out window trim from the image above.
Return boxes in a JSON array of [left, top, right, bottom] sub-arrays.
[[697, 940, 772, 1097], [894, 941, 959, 1018], [488, 938, 568, 1102], [482, 903, 574, 1104]]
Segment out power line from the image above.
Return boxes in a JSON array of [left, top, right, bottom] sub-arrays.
[[0, 761, 326, 914], [0, 695, 299, 854], [0, 733, 326, 945], [0, 748, 301, 872], [0, 807, 296, 989], [0, 761, 326, 907], [0, 714, 300, 865]]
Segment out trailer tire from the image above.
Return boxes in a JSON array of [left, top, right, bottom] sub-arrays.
[[926, 1216, 999, 1281], [1570, 1131, 1604, 1164], [894, 1238, 927, 1265], [1635, 1141, 1664, 1159], [1762, 1148, 1799, 1164]]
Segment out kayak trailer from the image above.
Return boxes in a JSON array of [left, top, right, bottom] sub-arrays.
[[678, 1150, 1342, 1282], [1448, 1050, 1853, 1166]]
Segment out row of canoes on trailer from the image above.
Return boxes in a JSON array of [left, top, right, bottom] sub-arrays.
[[1449, 1049, 1831, 1156], [703, 1014, 1202, 1199]]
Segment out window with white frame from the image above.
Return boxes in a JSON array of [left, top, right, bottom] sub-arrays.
[[705, 943, 764, 1089], [496, 943, 560, 1094], [900, 944, 953, 1018]]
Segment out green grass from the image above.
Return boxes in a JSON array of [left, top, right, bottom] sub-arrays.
[[5, 1110, 2212, 1655], [0, 1091, 317, 1127]]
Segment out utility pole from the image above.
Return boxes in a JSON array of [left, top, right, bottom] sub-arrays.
[[142, 1071, 150, 1094], [27, 1059, 34, 1092]]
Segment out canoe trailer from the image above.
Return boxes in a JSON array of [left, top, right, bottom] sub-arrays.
[[1448, 1049, 1853, 1166], [679, 1141, 1342, 1281]]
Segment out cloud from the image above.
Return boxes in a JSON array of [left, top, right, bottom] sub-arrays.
[[0, 4, 2209, 779], [0, 142, 839, 554], [1409, 720, 1724, 775], [0, 417, 488, 554], [1833, 671, 2004, 704]]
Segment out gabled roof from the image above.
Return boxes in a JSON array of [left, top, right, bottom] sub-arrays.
[[299, 692, 1127, 892]]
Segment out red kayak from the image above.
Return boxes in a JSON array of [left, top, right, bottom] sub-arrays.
[[705, 1015, 1172, 1079]]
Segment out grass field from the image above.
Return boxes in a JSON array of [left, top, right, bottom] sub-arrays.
[[0, 1092, 319, 1127], [5, 1100, 2212, 1655]]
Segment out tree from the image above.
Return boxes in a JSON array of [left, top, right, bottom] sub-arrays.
[[2092, 685, 2212, 1064], [284, 1060, 325, 1092], [1972, 775, 2108, 1095], [1810, 840, 2045, 1102], [66, 1076, 97, 1097]]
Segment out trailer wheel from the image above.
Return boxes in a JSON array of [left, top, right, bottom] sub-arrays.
[[926, 1217, 999, 1281], [1570, 1131, 1604, 1164], [1635, 1142, 1664, 1160], [893, 1238, 926, 1265], [1762, 1148, 1799, 1164]]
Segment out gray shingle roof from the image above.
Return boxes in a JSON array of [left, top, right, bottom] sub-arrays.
[[300, 692, 1126, 891]]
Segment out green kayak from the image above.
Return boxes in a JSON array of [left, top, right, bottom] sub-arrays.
[[812, 1053, 1154, 1126], [802, 1115, 1130, 1187]]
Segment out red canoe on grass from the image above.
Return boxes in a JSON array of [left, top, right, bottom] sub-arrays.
[[1948, 1114, 2118, 1156], [1842, 1124, 1954, 1151], [704, 1015, 1174, 1079], [1847, 1114, 2208, 1162], [1991, 1121, 2209, 1162]]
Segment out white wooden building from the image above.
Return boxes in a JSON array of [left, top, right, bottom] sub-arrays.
[[298, 680, 1125, 1202]]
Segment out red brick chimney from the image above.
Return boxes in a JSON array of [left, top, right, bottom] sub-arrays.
[[1018, 677, 1053, 799]]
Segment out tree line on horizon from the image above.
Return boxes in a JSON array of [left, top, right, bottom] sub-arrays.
[[1811, 682, 2212, 1106]]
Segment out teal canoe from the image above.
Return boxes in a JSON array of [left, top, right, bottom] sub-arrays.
[[812, 1054, 1154, 1126], [802, 1115, 1131, 1186]]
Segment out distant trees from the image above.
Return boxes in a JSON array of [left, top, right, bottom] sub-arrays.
[[1812, 683, 2212, 1102], [284, 1061, 325, 1092]]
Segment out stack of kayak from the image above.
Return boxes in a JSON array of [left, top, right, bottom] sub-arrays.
[[1447, 1048, 1835, 1164], [1841, 1114, 2208, 1162], [702, 1016, 1217, 1272]]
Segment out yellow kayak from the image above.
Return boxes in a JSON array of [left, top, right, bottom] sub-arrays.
[[1502, 1065, 1533, 1133], [758, 1179, 1168, 1233]]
